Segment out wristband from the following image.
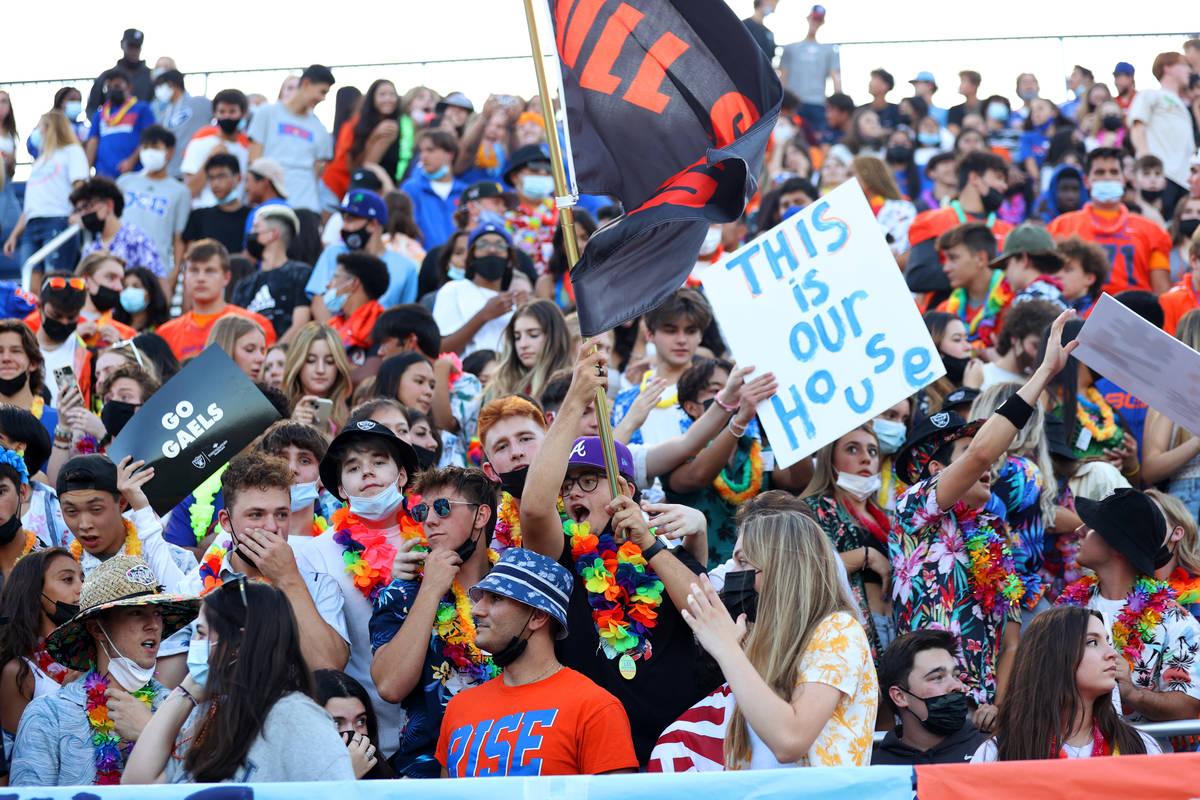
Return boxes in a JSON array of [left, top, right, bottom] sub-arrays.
[[728, 419, 748, 438], [174, 685, 199, 707], [714, 394, 739, 413], [994, 394, 1034, 430], [641, 539, 667, 561]]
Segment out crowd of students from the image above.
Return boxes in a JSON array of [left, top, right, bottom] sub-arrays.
[[0, 20, 1197, 789]]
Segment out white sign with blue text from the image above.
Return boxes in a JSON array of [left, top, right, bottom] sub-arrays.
[[701, 180, 944, 468]]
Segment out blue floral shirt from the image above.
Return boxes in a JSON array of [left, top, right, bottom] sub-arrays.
[[82, 221, 165, 277]]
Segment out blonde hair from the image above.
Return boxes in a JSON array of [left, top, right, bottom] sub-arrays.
[[851, 155, 903, 201], [282, 322, 352, 431], [801, 422, 879, 501], [968, 381, 1058, 523], [1146, 489, 1200, 576], [37, 110, 79, 160], [724, 510, 854, 768], [206, 315, 266, 359], [484, 299, 572, 404]]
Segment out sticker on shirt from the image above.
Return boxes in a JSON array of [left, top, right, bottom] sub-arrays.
[[445, 709, 560, 776], [124, 191, 170, 216], [278, 123, 314, 142]]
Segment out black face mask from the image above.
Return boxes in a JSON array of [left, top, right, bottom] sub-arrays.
[[719, 569, 759, 623], [472, 255, 508, 282], [903, 688, 968, 736], [413, 445, 439, 470], [1140, 188, 1164, 203], [1101, 114, 1124, 132], [44, 594, 79, 626], [886, 145, 913, 164], [100, 400, 140, 440], [1181, 219, 1200, 240], [941, 353, 970, 385], [980, 186, 1005, 214], [107, 89, 126, 106], [230, 528, 258, 572], [1155, 539, 1175, 570], [896, 113, 913, 128], [497, 467, 528, 499], [489, 610, 535, 668], [81, 211, 105, 234], [41, 317, 78, 343], [216, 117, 241, 135], [454, 526, 481, 563], [340, 225, 368, 251], [0, 513, 20, 546], [245, 233, 265, 261], [91, 286, 120, 313], [0, 371, 28, 397]]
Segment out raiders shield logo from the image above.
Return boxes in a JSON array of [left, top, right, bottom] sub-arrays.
[[192, 454, 208, 469], [930, 412, 950, 428], [357, 420, 375, 431]]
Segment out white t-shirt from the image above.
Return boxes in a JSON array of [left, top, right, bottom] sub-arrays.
[[1127, 89, 1197, 187], [24, 145, 90, 219], [180, 131, 250, 209], [971, 730, 1161, 762], [432, 279, 512, 356], [980, 362, 1024, 389]]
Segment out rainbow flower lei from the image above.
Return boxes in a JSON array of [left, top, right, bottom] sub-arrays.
[[84, 670, 154, 784], [434, 564, 502, 685], [331, 499, 424, 601], [958, 504, 1025, 615], [197, 537, 231, 595], [491, 492, 522, 554], [1169, 568, 1200, 612], [1058, 575, 1176, 666], [713, 438, 764, 506], [943, 271, 1013, 348], [567, 520, 663, 660]]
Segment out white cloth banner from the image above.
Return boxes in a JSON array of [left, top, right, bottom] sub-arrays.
[[700, 181, 943, 467]]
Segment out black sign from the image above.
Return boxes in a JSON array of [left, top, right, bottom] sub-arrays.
[[106, 346, 282, 515]]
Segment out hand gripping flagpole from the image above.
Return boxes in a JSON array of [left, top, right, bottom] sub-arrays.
[[522, 0, 622, 502]]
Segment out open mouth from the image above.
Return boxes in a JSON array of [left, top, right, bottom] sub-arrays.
[[569, 503, 590, 524], [77, 534, 101, 549], [140, 638, 158, 655]]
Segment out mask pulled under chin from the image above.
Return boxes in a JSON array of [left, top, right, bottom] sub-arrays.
[[497, 467, 527, 499], [836, 471, 882, 501], [347, 481, 405, 521], [101, 626, 156, 692]]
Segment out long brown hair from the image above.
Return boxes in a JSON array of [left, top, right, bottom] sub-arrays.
[[922, 310, 961, 410], [183, 580, 314, 781], [281, 322, 351, 431], [992, 606, 1147, 760], [724, 510, 854, 768]]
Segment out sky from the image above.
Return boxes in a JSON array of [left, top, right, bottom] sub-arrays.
[[2, 0, 1196, 170]]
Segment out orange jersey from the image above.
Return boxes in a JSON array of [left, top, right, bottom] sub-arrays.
[[156, 305, 275, 361], [907, 205, 1014, 249], [1047, 204, 1171, 295], [1160, 281, 1200, 336]]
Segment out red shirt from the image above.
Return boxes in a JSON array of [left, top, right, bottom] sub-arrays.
[[155, 304, 275, 360], [329, 300, 383, 354], [1047, 204, 1171, 295], [1160, 278, 1200, 336], [437, 667, 637, 777]]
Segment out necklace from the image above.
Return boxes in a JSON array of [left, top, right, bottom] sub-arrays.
[[1169, 567, 1200, 612], [331, 499, 423, 601], [84, 670, 155, 784], [70, 519, 141, 561], [713, 438, 764, 505], [491, 492, 522, 554], [943, 271, 1013, 346], [1055, 720, 1115, 758], [9, 529, 38, 567], [956, 503, 1025, 615], [433, 552, 502, 686], [197, 537, 231, 594], [1076, 388, 1120, 444], [29, 396, 44, 420], [1057, 575, 1175, 667], [566, 520, 664, 678], [639, 371, 679, 410]]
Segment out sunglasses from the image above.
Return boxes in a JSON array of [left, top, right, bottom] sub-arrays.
[[43, 276, 86, 292], [109, 339, 145, 369], [411, 498, 479, 522]]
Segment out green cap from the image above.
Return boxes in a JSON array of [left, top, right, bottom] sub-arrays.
[[991, 223, 1062, 267]]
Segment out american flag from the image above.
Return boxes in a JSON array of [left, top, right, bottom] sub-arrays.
[[647, 684, 735, 773]]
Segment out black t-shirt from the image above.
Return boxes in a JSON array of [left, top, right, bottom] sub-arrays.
[[183, 205, 252, 255], [947, 101, 983, 129], [231, 261, 313, 338], [741, 18, 775, 60], [553, 525, 706, 766]]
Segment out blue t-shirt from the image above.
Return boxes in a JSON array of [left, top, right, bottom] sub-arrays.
[[304, 242, 419, 309], [1095, 377, 1149, 458], [88, 101, 155, 178]]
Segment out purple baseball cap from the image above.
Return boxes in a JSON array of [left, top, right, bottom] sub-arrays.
[[567, 436, 635, 483]]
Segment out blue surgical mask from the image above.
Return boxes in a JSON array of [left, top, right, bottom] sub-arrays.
[[30, 129, 44, 152], [119, 286, 148, 313], [918, 131, 941, 147], [422, 164, 450, 181], [1090, 180, 1125, 203], [873, 418, 907, 454], [290, 480, 320, 512], [323, 286, 347, 314], [187, 638, 211, 688], [65, 100, 83, 120], [986, 104, 1009, 122], [521, 174, 555, 201], [347, 481, 405, 521], [447, 266, 465, 282]]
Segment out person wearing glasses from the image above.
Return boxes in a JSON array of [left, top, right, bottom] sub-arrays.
[[368, 466, 499, 777], [32, 275, 94, 414], [122, 579, 354, 784], [432, 216, 528, 357]]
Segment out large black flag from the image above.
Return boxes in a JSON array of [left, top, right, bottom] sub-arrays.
[[548, 0, 782, 335]]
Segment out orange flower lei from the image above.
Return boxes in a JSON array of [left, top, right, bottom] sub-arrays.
[[491, 492, 521, 554], [69, 519, 141, 561], [9, 530, 38, 567], [1076, 387, 1119, 443], [713, 438, 764, 505]]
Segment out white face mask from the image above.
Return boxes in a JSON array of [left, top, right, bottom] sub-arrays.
[[140, 148, 167, 173], [100, 624, 156, 691], [290, 480, 320, 512], [154, 84, 175, 104], [699, 227, 722, 256], [836, 471, 882, 502], [347, 481, 405, 521]]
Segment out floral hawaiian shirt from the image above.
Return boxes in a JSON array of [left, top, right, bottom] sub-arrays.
[[993, 456, 1046, 609]]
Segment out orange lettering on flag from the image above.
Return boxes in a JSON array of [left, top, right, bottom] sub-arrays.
[[557, 0, 608, 70], [622, 31, 689, 113], [635, 159, 719, 212], [579, 2, 644, 95], [710, 92, 760, 147]]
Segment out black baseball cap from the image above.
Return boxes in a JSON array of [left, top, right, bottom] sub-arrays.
[[319, 419, 418, 499], [1076, 488, 1165, 576], [348, 167, 383, 193], [894, 411, 984, 484], [57, 454, 120, 497], [122, 29, 144, 46], [463, 181, 505, 203], [941, 387, 980, 412]]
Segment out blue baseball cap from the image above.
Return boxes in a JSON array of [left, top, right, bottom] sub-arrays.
[[567, 436, 635, 483], [468, 212, 513, 249], [1114, 62, 1135, 76], [469, 547, 572, 638], [334, 189, 388, 226], [909, 71, 937, 86]]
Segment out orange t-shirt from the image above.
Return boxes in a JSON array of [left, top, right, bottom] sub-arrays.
[[907, 205, 1015, 249], [436, 666, 637, 777], [155, 304, 276, 360], [1047, 204, 1171, 295], [329, 300, 383, 353], [23, 310, 136, 348], [1160, 281, 1200, 336]]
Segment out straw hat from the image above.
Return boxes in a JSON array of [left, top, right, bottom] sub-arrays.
[[47, 555, 199, 670]]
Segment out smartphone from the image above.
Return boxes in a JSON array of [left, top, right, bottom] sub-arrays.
[[310, 397, 334, 427], [53, 365, 77, 395]]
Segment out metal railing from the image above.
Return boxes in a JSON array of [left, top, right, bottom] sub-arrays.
[[19, 224, 80, 292]]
